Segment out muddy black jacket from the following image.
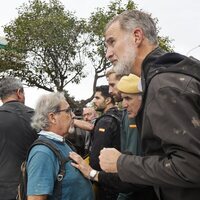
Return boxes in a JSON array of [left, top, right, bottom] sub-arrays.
[[0, 101, 37, 199], [117, 47, 200, 200]]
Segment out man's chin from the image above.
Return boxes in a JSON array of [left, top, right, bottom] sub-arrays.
[[114, 63, 132, 76], [127, 112, 136, 119]]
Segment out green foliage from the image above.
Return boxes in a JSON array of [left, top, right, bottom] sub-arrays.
[[86, 0, 137, 74], [0, 0, 173, 108], [158, 36, 174, 52], [3, 0, 86, 92], [0, 49, 25, 74], [85, 0, 173, 96]]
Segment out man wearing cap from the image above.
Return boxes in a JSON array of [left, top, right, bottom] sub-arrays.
[[117, 74, 142, 156]]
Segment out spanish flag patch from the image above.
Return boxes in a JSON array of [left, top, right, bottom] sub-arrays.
[[129, 124, 137, 128], [99, 128, 105, 132]]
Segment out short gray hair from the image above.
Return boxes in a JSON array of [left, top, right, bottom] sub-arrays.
[[105, 10, 158, 45], [31, 92, 66, 131], [0, 77, 23, 100]]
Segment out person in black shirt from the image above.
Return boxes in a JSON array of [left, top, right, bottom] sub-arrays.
[[0, 77, 37, 200], [89, 85, 121, 200]]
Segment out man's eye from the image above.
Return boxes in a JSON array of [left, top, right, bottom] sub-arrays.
[[110, 40, 115, 45], [107, 39, 115, 46]]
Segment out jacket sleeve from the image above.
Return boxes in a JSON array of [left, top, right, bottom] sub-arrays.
[[117, 74, 200, 187], [90, 116, 120, 170]]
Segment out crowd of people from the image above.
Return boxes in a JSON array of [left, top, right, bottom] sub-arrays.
[[0, 9, 200, 200]]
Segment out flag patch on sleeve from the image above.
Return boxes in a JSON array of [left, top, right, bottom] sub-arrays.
[[129, 124, 136, 128], [99, 128, 105, 132]]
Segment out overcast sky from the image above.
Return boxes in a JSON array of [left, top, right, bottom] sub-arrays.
[[1, 0, 200, 107]]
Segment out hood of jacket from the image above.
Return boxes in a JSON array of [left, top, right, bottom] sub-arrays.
[[137, 47, 200, 132], [142, 47, 200, 91]]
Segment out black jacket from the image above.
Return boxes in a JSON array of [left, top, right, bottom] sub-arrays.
[[117, 48, 200, 200], [0, 101, 38, 199], [98, 170, 158, 200], [90, 107, 122, 200], [90, 107, 121, 171]]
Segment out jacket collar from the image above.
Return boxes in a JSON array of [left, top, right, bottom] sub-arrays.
[[141, 47, 166, 92]]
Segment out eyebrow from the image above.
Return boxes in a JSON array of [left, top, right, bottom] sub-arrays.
[[123, 96, 131, 99]]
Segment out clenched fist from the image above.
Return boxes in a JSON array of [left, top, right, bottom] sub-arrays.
[[99, 148, 121, 173]]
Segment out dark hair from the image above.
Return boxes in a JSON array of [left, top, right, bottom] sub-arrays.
[[96, 85, 115, 105]]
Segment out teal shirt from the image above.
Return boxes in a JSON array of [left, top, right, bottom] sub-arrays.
[[27, 137, 94, 200]]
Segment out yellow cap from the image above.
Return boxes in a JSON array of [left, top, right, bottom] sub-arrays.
[[117, 74, 141, 94]]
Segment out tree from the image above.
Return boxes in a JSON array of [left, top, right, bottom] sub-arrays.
[[1, 0, 173, 108], [0, 49, 25, 73], [2, 0, 86, 94], [83, 0, 173, 104]]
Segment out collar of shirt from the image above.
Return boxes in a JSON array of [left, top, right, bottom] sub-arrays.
[[39, 130, 64, 142]]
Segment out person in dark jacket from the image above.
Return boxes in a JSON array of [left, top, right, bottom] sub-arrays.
[[99, 9, 200, 200], [90, 85, 121, 172], [105, 69, 157, 200], [0, 77, 38, 200], [70, 75, 158, 200], [90, 85, 122, 200]]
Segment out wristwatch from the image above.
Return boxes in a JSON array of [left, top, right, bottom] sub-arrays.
[[89, 169, 98, 180]]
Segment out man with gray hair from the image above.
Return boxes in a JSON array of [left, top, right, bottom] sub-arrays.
[[99, 9, 200, 200], [27, 92, 94, 200], [0, 77, 37, 200]]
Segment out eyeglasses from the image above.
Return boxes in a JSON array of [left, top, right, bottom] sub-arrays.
[[55, 107, 72, 115]]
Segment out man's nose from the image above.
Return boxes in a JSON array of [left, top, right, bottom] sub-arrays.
[[109, 87, 113, 94], [122, 100, 128, 109], [105, 48, 113, 60]]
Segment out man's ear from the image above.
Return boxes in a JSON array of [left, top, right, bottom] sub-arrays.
[[132, 27, 144, 46], [105, 97, 111, 104], [16, 88, 21, 97], [16, 88, 25, 103], [48, 112, 56, 124]]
